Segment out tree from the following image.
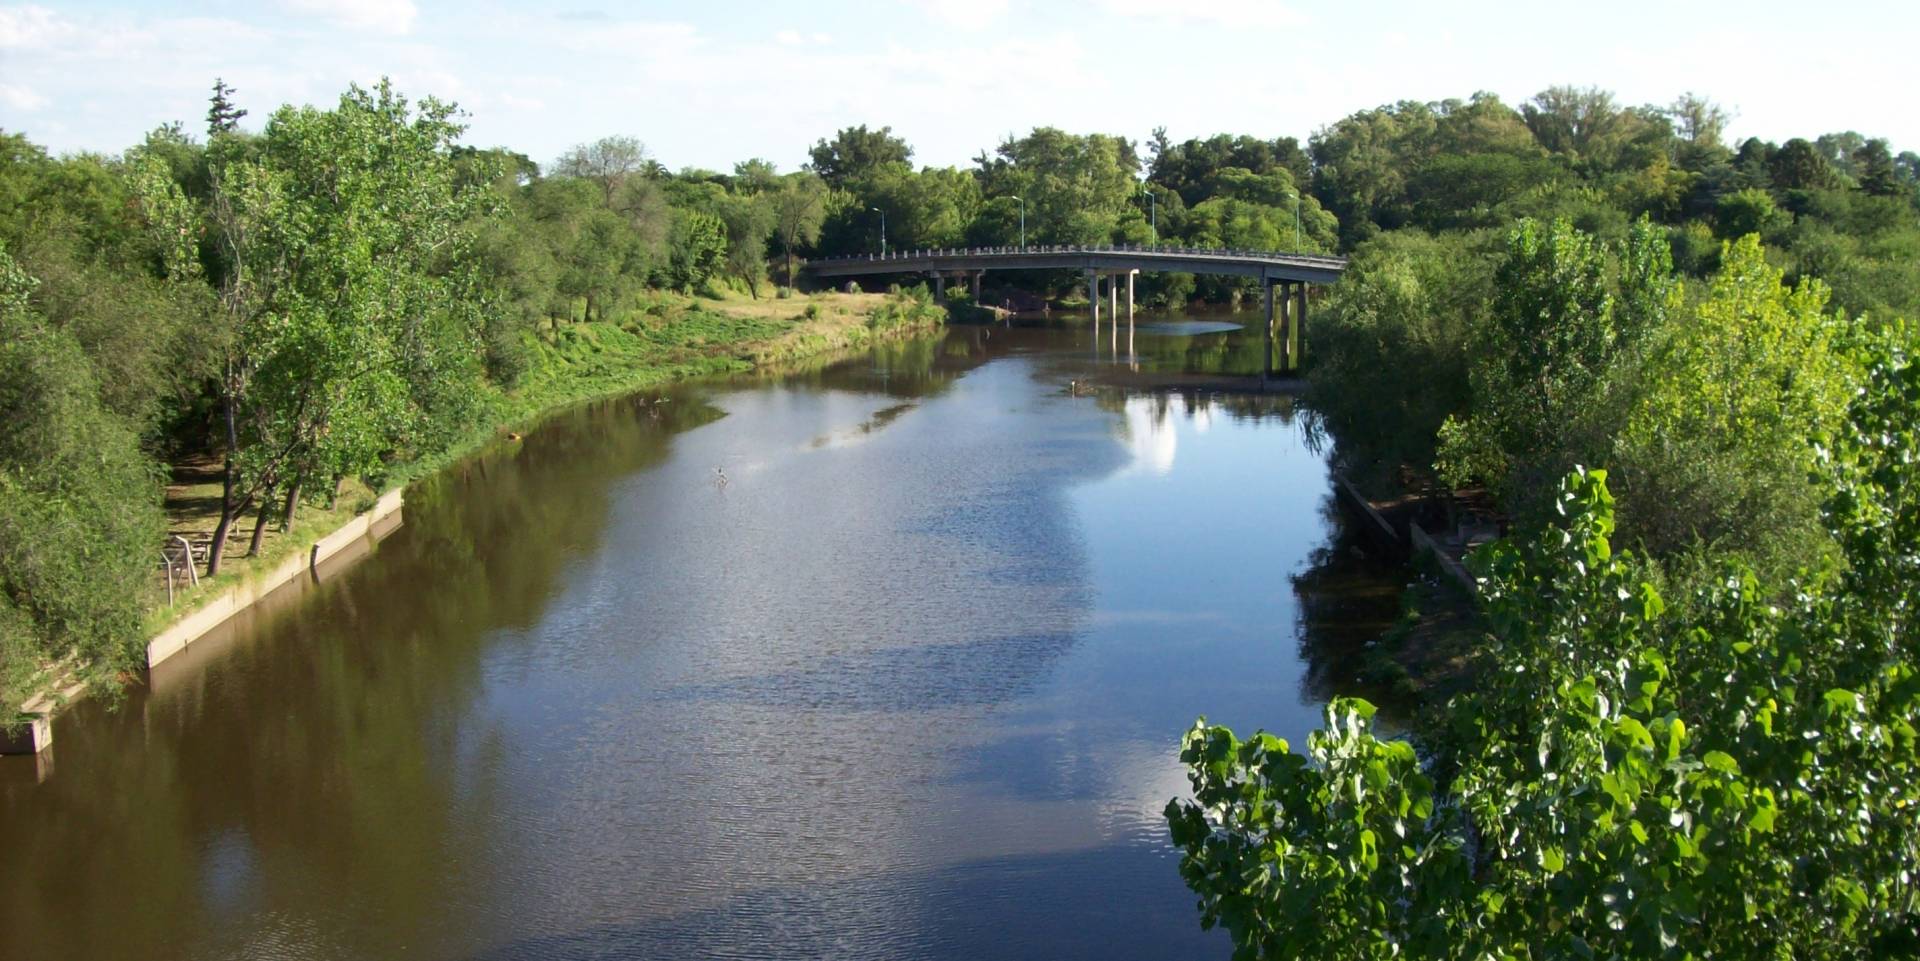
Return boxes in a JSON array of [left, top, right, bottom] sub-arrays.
[[1443, 217, 1666, 502], [207, 78, 246, 135], [974, 127, 1138, 245], [0, 243, 161, 709], [718, 191, 775, 298], [1854, 139, 1901, 197], [553, 135, 649, 206], [1168, 454, 1920, 959], [771, 173, 827, 290], [1667, 91, 1731, 148], [1611, 235, 1857, 570], [173, 79, 490, 572], [806, 125, 912, 189], [1770, 138, 1840, 191]]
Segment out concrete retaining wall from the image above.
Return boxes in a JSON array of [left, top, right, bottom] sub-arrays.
[[2, 489, 405, 756], [147, 488, 404, 669]]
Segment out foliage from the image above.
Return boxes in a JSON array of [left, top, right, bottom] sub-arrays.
[[1169, 461, 1920, 960], [1306, 229, 1499, 489], [1435, 217, 1674, 512], [0, 245, 162, 708], [1611, 235, 1859, 570]]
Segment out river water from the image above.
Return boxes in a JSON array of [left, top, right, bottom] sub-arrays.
[[0, 318, 1408, 960]]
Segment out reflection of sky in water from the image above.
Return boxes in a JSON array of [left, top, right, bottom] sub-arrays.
[[0, 330, 1372, 961]]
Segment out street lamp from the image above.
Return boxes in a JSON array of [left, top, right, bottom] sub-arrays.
[[1285, 190, 1300, 251], [1140, 185, 1157, 244], [1012, 195, 1025, 249], [871, 206, 886, 256]]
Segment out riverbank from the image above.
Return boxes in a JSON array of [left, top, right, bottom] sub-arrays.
[[7, 289, 944, 752]]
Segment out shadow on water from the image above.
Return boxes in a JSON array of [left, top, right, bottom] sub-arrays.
[[1, 322, 1418, 961], [464, 843, 1210, 961]]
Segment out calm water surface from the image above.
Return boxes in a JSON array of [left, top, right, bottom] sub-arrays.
[[1, 318, 1407, 960]]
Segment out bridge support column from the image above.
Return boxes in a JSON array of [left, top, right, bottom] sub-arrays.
[[933, 273, 946, 299], [1277, 282, 1292, 371], [1126, 270, 1136, 322], [1294, 283, 1309, 370], [1262, 279, 1275, 385], [970, 270, 982, 301], [1087, 270, 1099, 327]]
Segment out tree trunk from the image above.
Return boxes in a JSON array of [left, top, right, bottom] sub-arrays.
[[786, 249, 794, 293], [278, 472, 303, 533], [245, 493, 273, 557], [205, 390, 240, 578]]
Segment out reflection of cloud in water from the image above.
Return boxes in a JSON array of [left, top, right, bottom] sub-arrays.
[[1117, 396, 1177, 476], [805, 401, 920, 451]]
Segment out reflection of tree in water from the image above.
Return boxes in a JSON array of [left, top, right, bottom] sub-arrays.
[[1289, 493, 1420, 729], [0, 391, 729, 960]]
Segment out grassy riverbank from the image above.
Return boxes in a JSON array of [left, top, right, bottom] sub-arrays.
[[137, 288, 943, 661]]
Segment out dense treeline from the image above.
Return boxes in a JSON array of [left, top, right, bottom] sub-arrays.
[[1169, 90, 1920, 958]]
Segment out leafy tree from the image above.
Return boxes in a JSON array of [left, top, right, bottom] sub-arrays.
[[718, 191, 775, 298], [553, 135, 650, 206], [771, 172, 827, 290], [1854, 139, 1901, 197], [1715, 187, 1791, 240], [1771, 138, 1840, 191], [206, 78, 247, 135], [175, 79, 491, 570], [974, 127, 1138, 244], [1611, 235, 1858, 570], [1169, 456, 1920, 959], [1436, 218, 1663, 507], [1307, 229, 1499, 490], [0, 244, 161, 709], [807, 125, 912, 189]]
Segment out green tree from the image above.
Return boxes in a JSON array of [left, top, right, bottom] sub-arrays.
[[807, 125, 912, 190], [180, 79, 490, 570], [0, 244, 162, 709], [1168, 457, 1920, 959], [1612, 235, 1858, 570], [771, 172, 827, 290], [1435, 218, 1663, 506], [206, 78, 247, 135]]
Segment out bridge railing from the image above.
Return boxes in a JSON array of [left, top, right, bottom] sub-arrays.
[[808, 243, 1346, 267]]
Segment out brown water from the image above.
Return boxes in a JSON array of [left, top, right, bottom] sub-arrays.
[[0, 319, 1408, 960]]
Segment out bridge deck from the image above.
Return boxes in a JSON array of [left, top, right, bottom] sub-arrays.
[[807, 244, 1346, 283]]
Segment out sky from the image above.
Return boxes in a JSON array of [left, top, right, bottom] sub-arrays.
[[2, 0, 1915, 172]]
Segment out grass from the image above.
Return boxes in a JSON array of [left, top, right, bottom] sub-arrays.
[[147, 288, 944, 630]]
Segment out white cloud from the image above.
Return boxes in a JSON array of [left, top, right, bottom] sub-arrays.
[[918, 0, 1009, 30], [775, 28, 803, 45], [0, 5, 70, 49], [0, 83, 47, 110], [280, 0, 418, 36], [1095, 0, 1302, 28]]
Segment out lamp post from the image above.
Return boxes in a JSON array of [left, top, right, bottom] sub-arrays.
[[1141, 185, 1157, 244], [871, 206, 886, 256], [1286, 191, 1300, 251], [1013, 195, 1025, 249]]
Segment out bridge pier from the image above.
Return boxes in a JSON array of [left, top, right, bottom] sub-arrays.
[[1263, 280, 1275, 385], [1294, 282, 1308, 369], [970, 270, 982, 301]]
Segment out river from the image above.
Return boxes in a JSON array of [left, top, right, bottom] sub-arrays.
[[0, 317, 1409, 960]]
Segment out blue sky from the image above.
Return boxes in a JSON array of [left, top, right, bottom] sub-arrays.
[[3, 0, 1914, 172]]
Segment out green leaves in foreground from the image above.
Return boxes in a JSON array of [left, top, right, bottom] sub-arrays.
[[1168, 455, 1920, 959]]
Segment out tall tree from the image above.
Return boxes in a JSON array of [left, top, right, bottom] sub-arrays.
[[207, 78, 247, 136], [806, 125, 912, 189], [771, 173, 827, 290], [553, 136, 650, 206], [172, 79, 490, 573]]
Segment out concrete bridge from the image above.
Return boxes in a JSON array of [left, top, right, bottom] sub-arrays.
[[808, 244, 1347, 375]]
